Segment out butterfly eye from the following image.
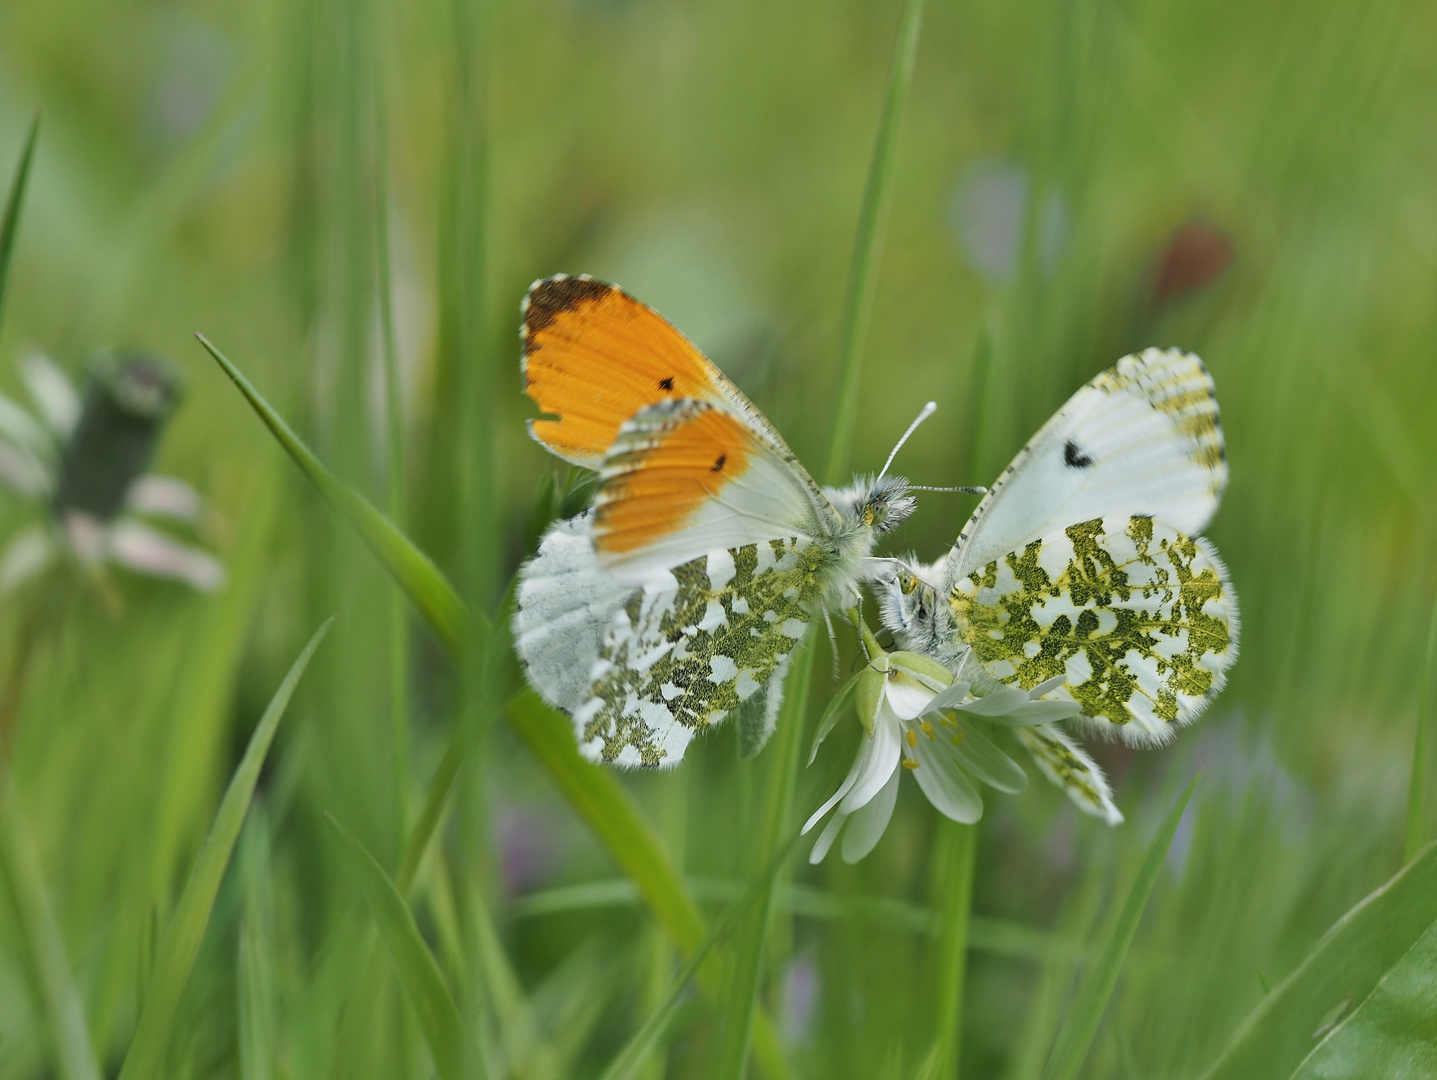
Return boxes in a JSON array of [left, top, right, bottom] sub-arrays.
[[898, 570, 919, 595]]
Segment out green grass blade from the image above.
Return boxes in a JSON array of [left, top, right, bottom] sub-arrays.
[[1289, 914, 1437, 1079], [599, 831, 805, 1080], [1041, 773, 1200, 1080], [117, 619, 331, 1080], [931, 822, 978, 1078], [713, 0, 927, 1070], [0, 114, 39, 339], [507, 691, 706, 952], [1199, 840, 1437, 1080], [373, 65, 412, 853], [201, 340, 793, 1074], [195, 335, 469, 654], [709, 644, 809, 1080], [326, 813, 481, 1080], [1405, 602, 1437, 862], [0, 787, 104, 1080], [823, 0, 924, 484], [506, 691, 791, 1079]]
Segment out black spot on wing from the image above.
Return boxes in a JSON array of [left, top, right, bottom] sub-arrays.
[[712, 454, 727, 473], [659, 376, 675, 390], [1064, 440, 1094, 469]]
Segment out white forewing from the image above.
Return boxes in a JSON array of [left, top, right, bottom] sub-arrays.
[[950, 348, 1226, 581]]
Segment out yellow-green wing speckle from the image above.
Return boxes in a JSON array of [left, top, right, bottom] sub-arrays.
[[950, 515, 1238, 746]]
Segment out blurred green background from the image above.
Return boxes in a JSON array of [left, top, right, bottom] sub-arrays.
[[1, 0, 1435, 1076]]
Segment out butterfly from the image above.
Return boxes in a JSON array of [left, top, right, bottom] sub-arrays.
[[873, 348, 1239, 818], [512, 275, 919, 768]]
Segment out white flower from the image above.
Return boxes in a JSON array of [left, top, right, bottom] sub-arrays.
[[803, 636, 1082, 864], [0, 353, 224, 593]]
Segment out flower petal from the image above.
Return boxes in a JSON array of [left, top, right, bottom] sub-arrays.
[[950, 718, 1028, 794], [0, 392, 54, 457], [1006, 698, 1083, 725], [126, 475, 205, 523], [924, 680, 972, 713], [21, 354, 80, 439], [0, 440, 51, 497], [1015, 723, 1123, 825], [911, 729, 984, 823], [808, 810, 846, 864], [840, 766, 900, 863], [885, 675, 936, 720], [0, 524, 55, 592], [837, 707, 902, 815], [108, 519, 226, 591], [955, 686, 1032, 717]]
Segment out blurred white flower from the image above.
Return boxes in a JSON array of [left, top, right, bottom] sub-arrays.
[[804, 637, 1082, 864], [0, 352, 224, 594]]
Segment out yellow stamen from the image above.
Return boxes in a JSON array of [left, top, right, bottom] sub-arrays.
[[905, 729, 917, 748], [902, 758, 920, 770], [950, 732, 965, 746], [919, 719, 935, 739]]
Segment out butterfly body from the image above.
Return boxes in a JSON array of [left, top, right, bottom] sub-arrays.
[[514, 275, 915, 767]]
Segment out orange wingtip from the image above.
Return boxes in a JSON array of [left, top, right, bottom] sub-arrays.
[[594, 404, 753, 554], [522, 275, 726, 468]]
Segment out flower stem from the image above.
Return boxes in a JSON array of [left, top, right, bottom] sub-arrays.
[[931, 821, 978, 1076]]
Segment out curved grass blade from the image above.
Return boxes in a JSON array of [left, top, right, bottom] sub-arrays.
[[1405, 602, 1437, 862], [0, 114, 39, 338], [0, 787, 104, 1080], [931, 822, 978, 1078], [1290, 914, 1437, 1078], [1041, 773, 1200, 1080], [598, 831, 805, 1080], [508, 692, 706, 952], [201, 338, 789, 1075], [117, 619, 331, 1080], [1199, 840, 1437, 1080], [195, 335, 468, 654], [716, 0, 927, 1071], [507, 691, 791, 1079], [823, 0, 925, 485], [325, 813, 482, 1080]]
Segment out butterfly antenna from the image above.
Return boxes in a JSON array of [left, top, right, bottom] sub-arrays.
[[877, 401, 938, 481], [909, 484, 988, 494]]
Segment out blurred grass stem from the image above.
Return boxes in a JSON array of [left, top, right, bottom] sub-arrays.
[[1404, 601, 1437, 862], [714, 2, 926, 1076]]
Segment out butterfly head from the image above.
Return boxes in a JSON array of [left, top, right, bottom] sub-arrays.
[[828, 473, 917, 537], [865, 555, 956, 664]]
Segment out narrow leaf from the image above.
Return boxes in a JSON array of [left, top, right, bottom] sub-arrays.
[[1405, 602, 1437, 862], [931, 822, 978, 1078], [823, 0, 925, 485], [598, 831, 805, 1080], [808, 670, 859, 765], [0, 114, 39, 338], [1041, 773, 1200, 1080], [326, 814, 480, 1080], [203, 341, 790, 1076], [507, 691, 792, 1079], [507, 692, 706, 952], [195, 335, 468, 654], [0, 788, 104, 1080], [1290, 916, 1437, 1078], [1199, 840, 1437, 1080], [118, 620, 331, 1080]]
